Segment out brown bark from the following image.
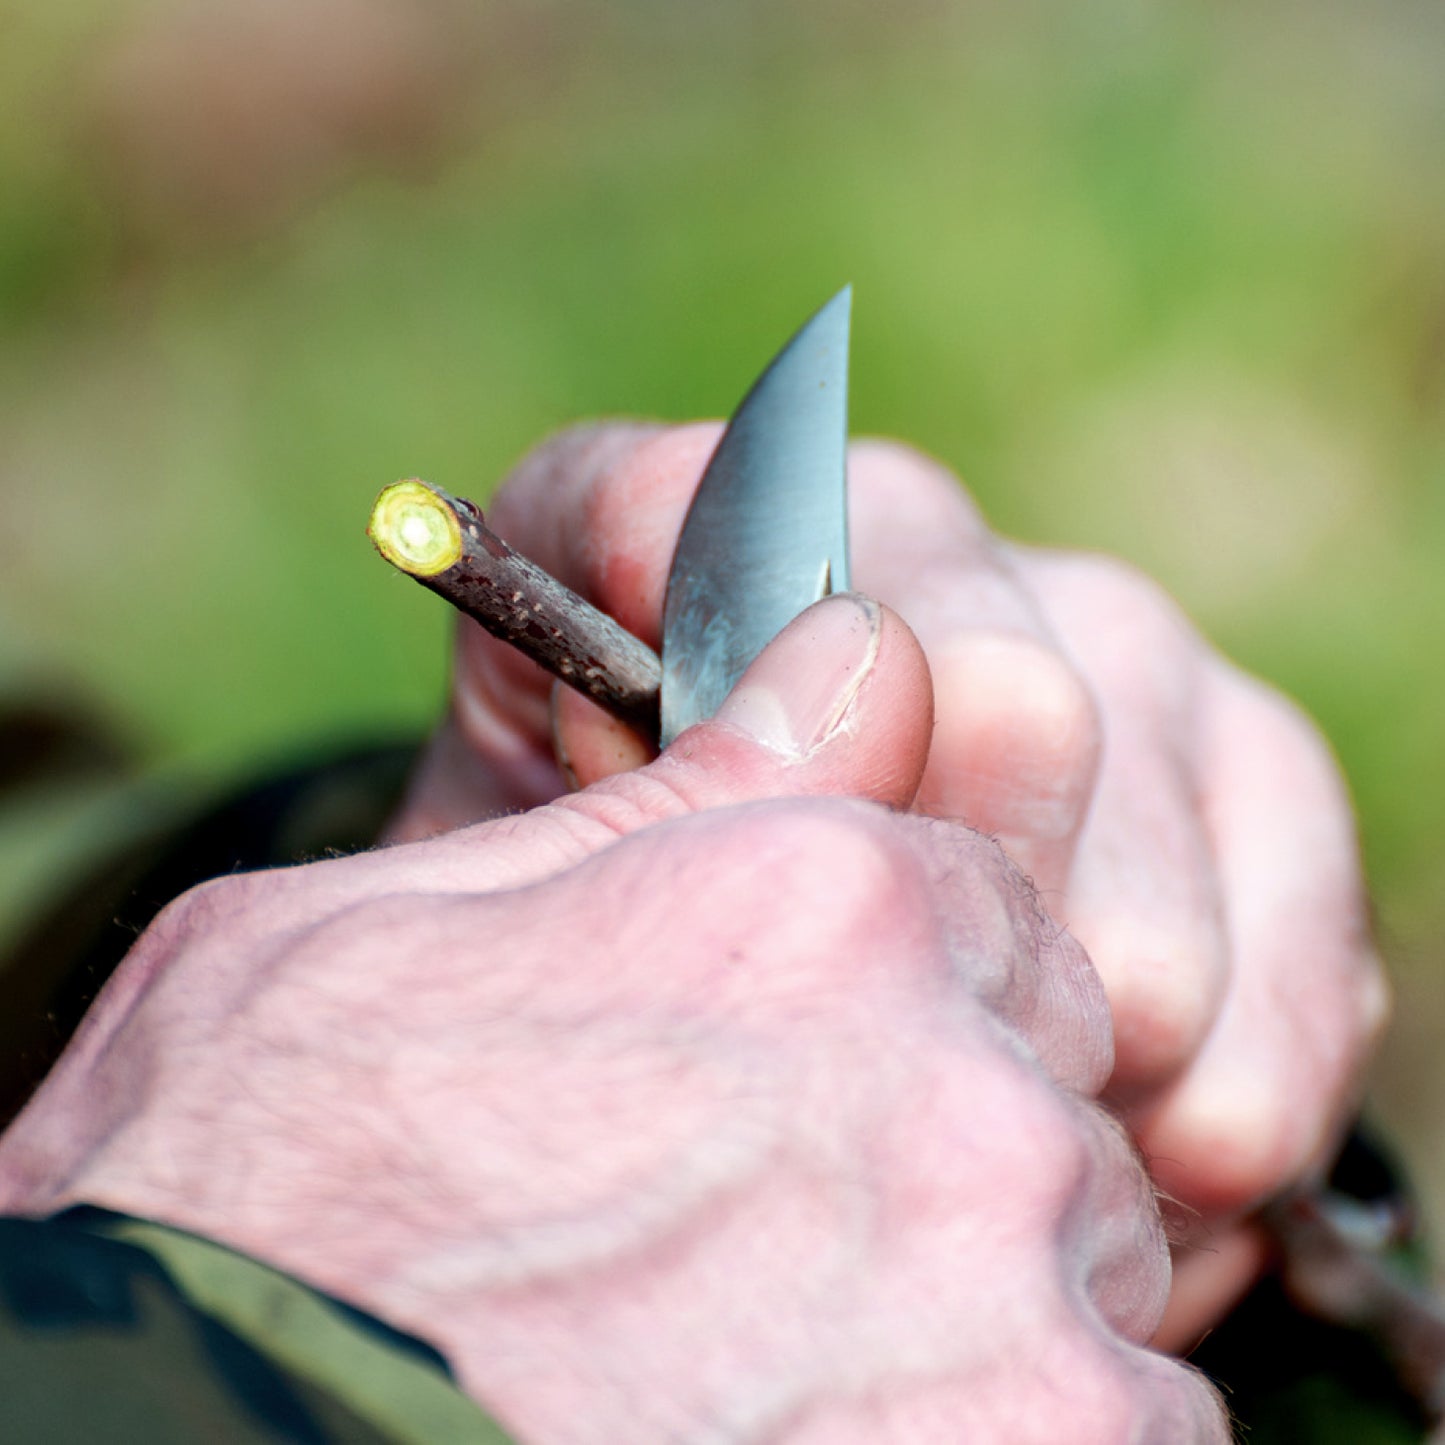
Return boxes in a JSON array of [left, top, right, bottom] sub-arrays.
[[369, 479, 661, 740]]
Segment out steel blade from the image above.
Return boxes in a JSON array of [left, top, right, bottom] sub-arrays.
[[660, 287, 851, 745]]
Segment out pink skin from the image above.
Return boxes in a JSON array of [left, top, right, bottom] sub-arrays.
[[0, 597, 1228, 1441], [395, 424, 1388, 1349]]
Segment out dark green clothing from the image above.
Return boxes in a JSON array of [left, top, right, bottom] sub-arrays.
[[0, 1207, 511, 1444], [0, 742, 1433, 1442]]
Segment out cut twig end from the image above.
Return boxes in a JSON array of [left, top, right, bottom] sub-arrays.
[[366, 475, 663, 742], [368, 479, 463, 577]]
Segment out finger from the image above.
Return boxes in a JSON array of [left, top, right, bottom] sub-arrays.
[[1016, 550, 1232, 1097], [309, 594, 934, 914], [460, 421, 677, 736], [847, 441, 1102, 894], [922, 632, 1102, 894], [388, 423, 719, 835], [551, 435, 981, 796], [486, 421, 721, 641], [552, 685, 656, 789], [1153, 1221, 1273, 1354], [1131, 671, 1389, 1219], [533, 592, 933, 869], [454, 421, 719, 729]]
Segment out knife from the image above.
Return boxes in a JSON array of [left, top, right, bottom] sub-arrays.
[[659, 286, 852, 743], [369, 288, 854, 747]]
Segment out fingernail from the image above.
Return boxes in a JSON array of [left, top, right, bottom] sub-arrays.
[[714, 595, 882, 758]]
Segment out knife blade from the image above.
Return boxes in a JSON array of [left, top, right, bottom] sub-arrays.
[[659, 287, 853, 745]]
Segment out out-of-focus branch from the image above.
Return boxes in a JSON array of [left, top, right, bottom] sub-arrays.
[[1267, 1186, 1445, 1429]]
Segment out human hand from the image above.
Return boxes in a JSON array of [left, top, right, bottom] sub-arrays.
[[393, 424, 1388, 1348], [0, 596, 1226, 1442]]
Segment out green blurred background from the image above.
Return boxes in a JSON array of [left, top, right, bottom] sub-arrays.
[[1, 0, 1441, 1243]]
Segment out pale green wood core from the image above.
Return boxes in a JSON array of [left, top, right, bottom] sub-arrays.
[[368, 480, 462, 577]]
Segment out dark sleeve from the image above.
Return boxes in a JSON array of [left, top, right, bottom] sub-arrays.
[[0, 743, 518, 1441], [0, 743, 418, 1128], [0, 1206, 515, 1444]]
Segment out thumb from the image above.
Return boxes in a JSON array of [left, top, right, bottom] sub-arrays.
[[553, 591, 932, 803], [519, 593, 932, 871], [676, 592, 932, 809], [337, 594, 932, 899]]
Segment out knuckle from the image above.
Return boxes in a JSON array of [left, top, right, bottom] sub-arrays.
[[1354, 950, 1392, 1050], [1073, 1113, 1174, 1341], [915, 824, 1118, 1084], [1062, 1343, 1226, 1445], [848, 438, 988, 539], [928, 632, 1102, 819], [707, 801, 941, 992], [765, 802, 932, 936], [591, 421, 721, 515], [492, 422, 652, 521], [983, 1087, 1169, 1338], [1158, 1072, 1324, 1214], [981, 1336, 1189, 1444], [981, 1068, 1101, 1219], [930, 824, 1083, 984], [1057, 1352, 1159, 1442], [1030, 550, 1202, 690], [582, 422, 726, 586], [1127, 1357, 1231, 1443], [1254, 1093, 1340, 1198], [1000, 633, 1101, 756], [564, 762, 703, 838], [139, 869, 266, 957], [1215, 670, 1356, 813], [1104, 935, 1225, 1090], [488, 422, 689, 603], [1226, 665, 1330, 754], [1067, 550, 1191, 628]]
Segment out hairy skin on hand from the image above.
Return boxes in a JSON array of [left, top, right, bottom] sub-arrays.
[[396, 424, 1386, 1349], [0, 599, 1228, 1443]]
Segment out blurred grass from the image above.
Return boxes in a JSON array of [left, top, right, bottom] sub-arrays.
[[0, 0, 1442, 1248]]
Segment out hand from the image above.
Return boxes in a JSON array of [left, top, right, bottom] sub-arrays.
[[393, 424, 1388, 1347], [0, 598, 1227, 1442]]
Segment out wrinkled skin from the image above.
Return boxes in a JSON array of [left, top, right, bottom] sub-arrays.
[[0, 422, 1384, 1441], [0, 595, 1227, 1441], [395, 425, 1387, 1346]]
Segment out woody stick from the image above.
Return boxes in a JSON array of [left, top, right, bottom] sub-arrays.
[[368, 479, 662, 740]]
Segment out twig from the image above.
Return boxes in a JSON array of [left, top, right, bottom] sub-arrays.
[[1267, 1187, 1445, 1423], [368, 480, 662, 740]]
